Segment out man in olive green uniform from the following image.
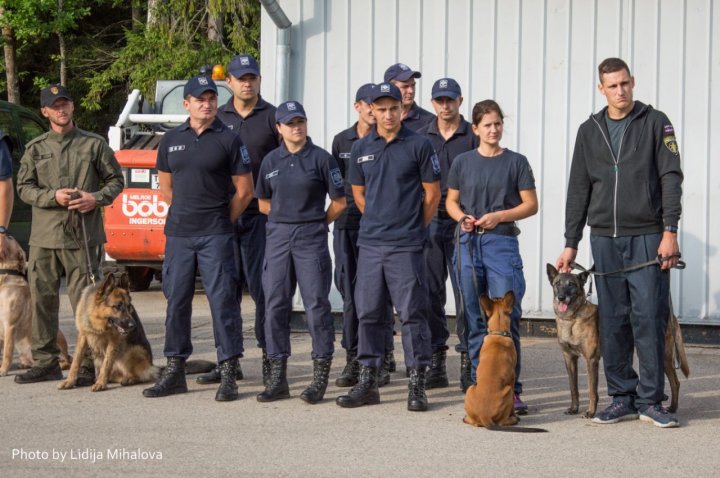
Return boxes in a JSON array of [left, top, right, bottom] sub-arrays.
[[14, 84, 123, 384]]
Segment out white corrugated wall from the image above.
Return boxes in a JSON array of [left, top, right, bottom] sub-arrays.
[[260, 0, 720, 323]]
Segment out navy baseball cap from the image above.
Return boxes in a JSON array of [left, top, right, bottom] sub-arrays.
[[431, 78, 462, 100], [275, 101, 307, 124], [228, 54, 260, 78], [40, 84, 73, 107], [384, 63, 422, 82], [371, 82, 402, 103], [183, 75, 218, 98], [355, 83, 376, 103]]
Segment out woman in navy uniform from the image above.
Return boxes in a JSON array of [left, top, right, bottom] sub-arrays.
[[445, 100, 538, 414], [255, 101, 346, 404]]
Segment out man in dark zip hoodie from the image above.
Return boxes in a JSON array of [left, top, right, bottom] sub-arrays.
[[556, 58, 683, 428]]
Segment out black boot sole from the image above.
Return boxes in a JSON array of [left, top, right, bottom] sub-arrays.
[[256, 390, 290, 402], [215, 390, 239, 401], [408, 401, 428, 412], [196, 369, 244, 384], [142, 385, 188, 398], [335, 394, 380, 408], [299, 392, 324, 404]]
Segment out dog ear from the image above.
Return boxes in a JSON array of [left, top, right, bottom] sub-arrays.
[[578, 271, 590, 286], [479, 295, 493, 317], [546, 263, 558, 285], [502, 290, 515, 311], [97, 273, 116, 298], [119, 272, 130, 290]]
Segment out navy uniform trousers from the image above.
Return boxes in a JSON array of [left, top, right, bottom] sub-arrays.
[[236, 213, 267, 349], [162, 233, 244, 362], [263, 221, 335, 360], [333, 228, 395, 355], [590, 233, 670, 409], [425, 214, 465, 352], [454, 232, 525, 394], [355, 245, 431, 370]]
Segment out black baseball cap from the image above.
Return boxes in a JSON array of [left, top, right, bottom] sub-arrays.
[[275, 101, 307, 124], [40, 84, 73, 107], [355, 83, 376, 104], [228, 54, 260, 78], [431, 78, 462, 100], [384, 63, 422, 82], [371, 82, 402, 103], [183, 75, 218, 98]]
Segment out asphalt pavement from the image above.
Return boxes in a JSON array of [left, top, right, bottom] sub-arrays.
[[1, 281, 719, 477]]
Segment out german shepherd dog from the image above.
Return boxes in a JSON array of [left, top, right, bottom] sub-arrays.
[[546, 264, 690, 416], [0, 236, 72, 376], [59, 272, 157, 391], [464, 292, 546, 432]]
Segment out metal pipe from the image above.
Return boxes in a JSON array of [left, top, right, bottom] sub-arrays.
[[260, 0, 292, 103]]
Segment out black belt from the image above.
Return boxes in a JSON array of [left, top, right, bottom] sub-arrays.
[[475, 223, 520, 236]]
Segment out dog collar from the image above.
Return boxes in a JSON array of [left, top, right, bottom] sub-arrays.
[[487, 330, 512, 338], [0, 268, 26, 280]]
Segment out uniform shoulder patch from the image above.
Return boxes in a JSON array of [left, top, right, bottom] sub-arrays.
[[240, 144, 251, 165], [662, 124, 679, 155], [430, 153, 441, 175], [330, 167, 343, 188]]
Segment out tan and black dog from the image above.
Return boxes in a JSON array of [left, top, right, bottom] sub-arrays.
[[464, 291, 546, 432], [59, 272, 157, 391], [0, 235, 72, 376], [546, 263, 690, 416]]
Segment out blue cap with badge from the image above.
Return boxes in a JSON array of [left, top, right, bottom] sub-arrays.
[[275, 101, 307, 124], [431, 78, 462, 100], [384, 63, 422, 82], [370, 82, 402, 103], [227, 54, 260, 78], [183, 75, 218, 98]]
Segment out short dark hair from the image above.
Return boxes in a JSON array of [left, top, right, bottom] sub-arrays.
[[471, 100, 504, 126], [598, 58, 631, 82]]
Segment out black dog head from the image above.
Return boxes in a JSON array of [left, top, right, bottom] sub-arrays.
[[546, 264, 589, 315]]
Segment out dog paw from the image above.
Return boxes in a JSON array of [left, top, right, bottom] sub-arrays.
[[90, 383, 108, 392], [564, 407, 579, 415], [583, 411, 595, 419], [0, 369, 9, 377], [58, 380, 75, 390]]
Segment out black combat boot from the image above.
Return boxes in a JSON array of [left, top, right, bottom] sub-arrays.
[[384, 350, 397, 373], [142, 357, 187, 398], [215, 358, 239, 402], [300, 358, 332, 404], [262, 349, 271, 387], [196, 362, 244, 384], [378, 359, 391, 387], [256, 358, 290, 402], [335, 351, 359, 387], [336, 365, 380, 408], [425, 349, 449, 389], [407, 368, 428, 412], [75, 364, 96, 387], [14, 361, 63, 384], [459, 352, 473, 393]]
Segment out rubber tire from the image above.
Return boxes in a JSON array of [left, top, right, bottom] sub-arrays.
[[127, 267, 153, 292]]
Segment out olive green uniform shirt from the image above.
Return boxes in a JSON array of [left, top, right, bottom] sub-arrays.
[[17, 127, 124, 248]]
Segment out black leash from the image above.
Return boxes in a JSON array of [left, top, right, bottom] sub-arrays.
[[65, 192, 97, 287], [453, 219, 489, 329]]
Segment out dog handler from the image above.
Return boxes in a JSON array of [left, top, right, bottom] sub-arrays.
[[15, 84, 124, 384], [417, 78, 479, 391], [336, 82, 440, 412], [143, 75, 254, 401], [556, 58, 684, 428], [331, 83, 397, 388], [445, 99, 538, 414], [200, 54, 281, 386], [255, 101, 346, 404]]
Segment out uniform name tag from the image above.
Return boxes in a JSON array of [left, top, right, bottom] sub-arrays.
[[339, 152, 351, 159], [357, 154, 375, 163], [265, 170, 279, 179], [168, 145, 185, 153]]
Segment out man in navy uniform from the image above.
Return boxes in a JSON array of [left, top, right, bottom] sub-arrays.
[[195, 54, 280, 386], [331, 84, 396, 388], [337, 82, 440, 412], [384, 63, 435, 132], [417, 78, 478, 392], [143, 75, 254, 401]]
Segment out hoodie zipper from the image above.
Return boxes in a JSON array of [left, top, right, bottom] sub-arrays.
[[591, 112, 641, 237]]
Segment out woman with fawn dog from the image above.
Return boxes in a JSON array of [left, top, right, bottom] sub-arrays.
[[445, 100, 538, 414]]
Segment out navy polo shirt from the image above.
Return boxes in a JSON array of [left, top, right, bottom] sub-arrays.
[[331, 123, 363, 230], [348, 125, 441, 247], [156, 117, 251, 237], [255, 139, 345, 224], [403, 102, 435, 132], [0, 135, 11, 180], [447, 149, 536, 218], [418, 116, 479, 209], [217, 95, 280, 215]]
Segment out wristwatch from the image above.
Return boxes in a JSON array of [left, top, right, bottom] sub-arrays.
[[664, 225, 678, 233], [0, 225, 7, 234]]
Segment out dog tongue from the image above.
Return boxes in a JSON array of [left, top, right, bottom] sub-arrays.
[[558, 303, 568, 313]]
